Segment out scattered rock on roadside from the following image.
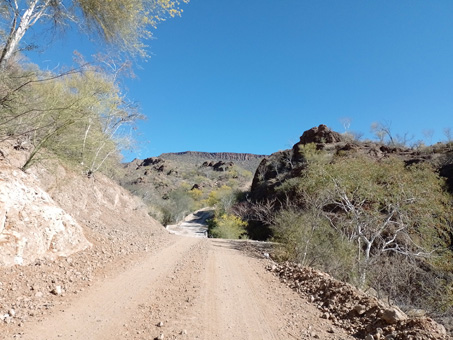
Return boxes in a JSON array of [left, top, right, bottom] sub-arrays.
[[267, 262, 449, 340], [51, 286, 63, 296], [380, 307, 407, 325]]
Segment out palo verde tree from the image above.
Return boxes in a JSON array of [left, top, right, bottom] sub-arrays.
[[370, 121, 413, 147], [46, 66, 143, 175], [0, 61, 141, 174], [0, 0, 188, 67], [275, 145, 452, 287]]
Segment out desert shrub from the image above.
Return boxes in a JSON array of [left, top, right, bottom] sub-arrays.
[[188, 188, 203, 201], [294, 155, 450, 274], [226, 165, 253, 182], [271, 150, 453, 312], [271, 208, 357, 283], [205, 184, 250, 239], [147, 204, 165, 224], [208, 213, 247, 239], [204, 185, 239, 213], [298, 143, 332, 164], [226, 178, 239, 188], [156, 187, 196, 224], [369, 254, 453, 314]]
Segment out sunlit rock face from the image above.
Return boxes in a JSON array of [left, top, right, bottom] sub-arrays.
[[0, 165, 91, 267]]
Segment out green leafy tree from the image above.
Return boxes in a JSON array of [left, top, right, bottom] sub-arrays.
[[0, 0, 189, 67], [48, 68, 142, 175], [208, 213, 247, 239], [205, 185, 237, 213]]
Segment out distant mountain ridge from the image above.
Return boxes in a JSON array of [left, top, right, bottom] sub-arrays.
[[159, 151, 267, 162], [158, 151, 266, 173]]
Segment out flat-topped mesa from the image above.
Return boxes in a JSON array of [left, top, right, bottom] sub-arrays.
[[159, 151, 266, 162]]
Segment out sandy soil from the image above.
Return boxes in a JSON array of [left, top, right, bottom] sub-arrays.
[[11, 236, 354, 340]]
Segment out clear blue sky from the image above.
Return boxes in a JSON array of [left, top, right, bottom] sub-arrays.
[[28, 0, 453, 160]]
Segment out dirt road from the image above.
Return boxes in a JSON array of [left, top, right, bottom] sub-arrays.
[[15, 236, 354, 340], [166, 208, 213, 237]]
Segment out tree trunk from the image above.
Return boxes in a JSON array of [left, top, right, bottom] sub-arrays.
[[0, 0, 42, 67], [360, 241, 372, 287]]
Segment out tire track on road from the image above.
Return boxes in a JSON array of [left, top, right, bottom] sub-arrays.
[[200, 240, 280, 339], [18, 236, 201, 340]]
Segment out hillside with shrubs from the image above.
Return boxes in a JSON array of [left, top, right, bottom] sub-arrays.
[[118, 152, 261, 225], [223, 124, 453, 333]]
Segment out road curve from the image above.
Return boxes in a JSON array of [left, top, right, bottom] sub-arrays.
[[166, 208, 214, 238]]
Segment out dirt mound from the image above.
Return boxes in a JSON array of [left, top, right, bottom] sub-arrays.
[[268, 262, 449, 340]]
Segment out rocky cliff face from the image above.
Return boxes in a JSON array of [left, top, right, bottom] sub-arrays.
[[158, 151, 266, 173], [160, 151, 266, 162]]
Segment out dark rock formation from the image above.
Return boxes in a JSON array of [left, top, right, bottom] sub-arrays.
[[291, 124, 344, 162], [251, 124, 347, 200], [140, 157, 164, 168], [250, 125, 453, 202], [155, 151, 265, 173], [251, 149, 297, 201], [202, 161, 234, 172], [438, 151, 453, 193], [297, 124, 343, 145]]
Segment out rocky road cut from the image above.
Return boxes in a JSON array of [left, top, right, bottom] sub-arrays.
[[15, 234, 355, 340]]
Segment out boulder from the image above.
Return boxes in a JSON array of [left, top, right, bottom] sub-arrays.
[[380, 307, 408, 324], [298, 124, 343, 145], [354, 304, 367, 316], [289, 124, 345, 162]]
